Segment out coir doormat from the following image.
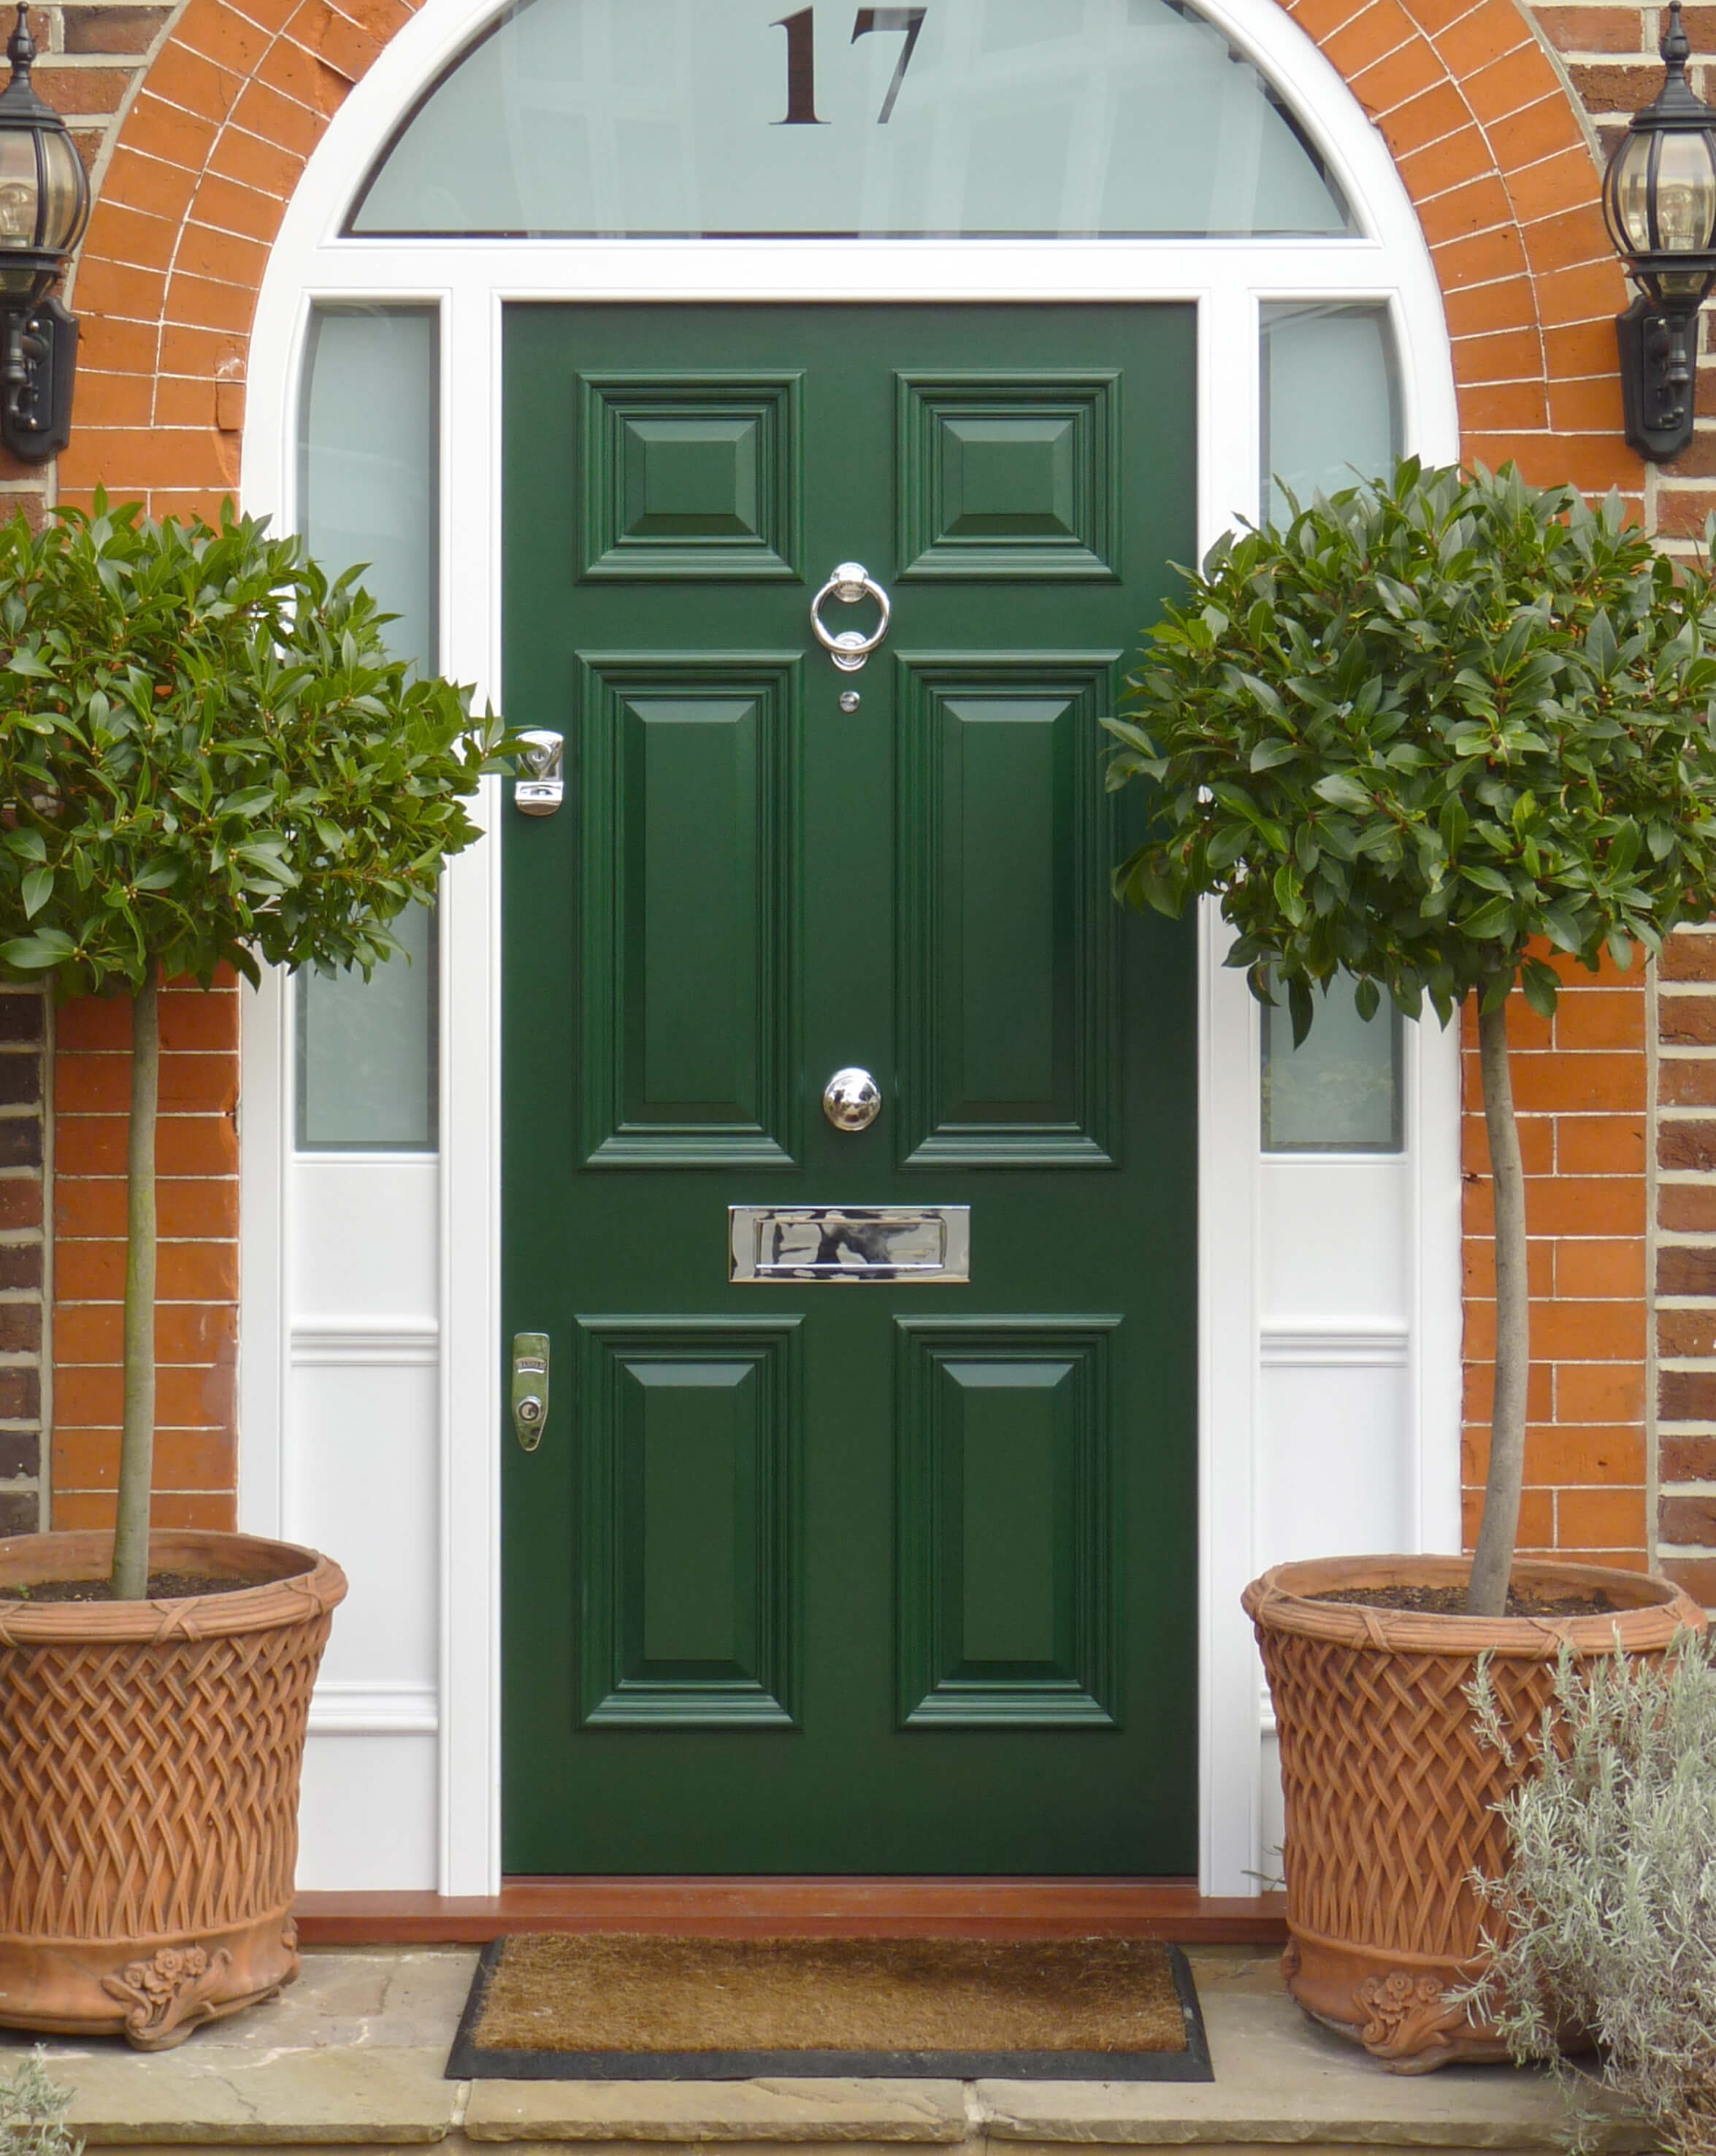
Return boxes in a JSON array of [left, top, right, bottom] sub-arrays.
[[445, 1933, 1213, 2081]]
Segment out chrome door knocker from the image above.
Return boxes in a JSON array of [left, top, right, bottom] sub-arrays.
[[810, 561, 892, 673]]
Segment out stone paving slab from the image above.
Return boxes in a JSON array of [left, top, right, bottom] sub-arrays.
[[973, 1954, 1643, 2149], [0, 1946, 1642, 2155], [462, 2083, 969, 2143]]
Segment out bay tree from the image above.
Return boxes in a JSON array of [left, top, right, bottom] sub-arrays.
[[1105, 459, 1716, 1619], [0, 494, 510, 1600]]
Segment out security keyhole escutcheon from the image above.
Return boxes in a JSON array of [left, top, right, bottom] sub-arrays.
[[511, 1332, 551, 1450]]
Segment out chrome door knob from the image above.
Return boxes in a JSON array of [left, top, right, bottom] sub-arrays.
[[822, 1066, 881, 1132]]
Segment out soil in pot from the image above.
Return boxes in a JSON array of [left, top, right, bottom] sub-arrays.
[[0, 1572, 258, 1602], [1311, 1584, 1618, 1618]]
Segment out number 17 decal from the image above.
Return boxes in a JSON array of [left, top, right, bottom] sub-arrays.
[[852, 7, 927, 123], [773, 5, 928, 125]]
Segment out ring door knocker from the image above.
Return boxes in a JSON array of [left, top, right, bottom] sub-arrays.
[[810, 561, 892, 674]]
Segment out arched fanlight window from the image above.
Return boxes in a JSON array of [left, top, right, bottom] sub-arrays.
[[348, 0, 1354, 239]]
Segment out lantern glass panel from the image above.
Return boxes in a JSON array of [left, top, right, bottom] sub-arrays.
[[37, 129, 83, 254], [1653, 127, 1716, 250], [1611, 127, 1655, 253], [0, 128, 37, 295]]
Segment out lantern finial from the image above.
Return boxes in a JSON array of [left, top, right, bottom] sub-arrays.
[[1666, 0, 1693, 75], [4, 6, 34, 91]]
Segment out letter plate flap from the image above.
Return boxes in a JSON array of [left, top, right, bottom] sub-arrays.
[[730, 1205, 970, 1283]]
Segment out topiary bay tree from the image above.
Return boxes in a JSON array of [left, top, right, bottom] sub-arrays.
[[1105, 459, 1716, 1619], [0, 494, 510, 1601]]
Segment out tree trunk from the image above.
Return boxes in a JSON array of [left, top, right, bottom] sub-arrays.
[[1467, 988, 1528, 1619], [111, 970, 158, 1602]]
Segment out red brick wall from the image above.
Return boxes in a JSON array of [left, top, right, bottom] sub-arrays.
[[1462, 959, 1650, 1570], [52, 978, 237, 1531], [1654, 929, 1716, 1600], [16, 0, 1696, 1576], [0, 991, 47, 1535]]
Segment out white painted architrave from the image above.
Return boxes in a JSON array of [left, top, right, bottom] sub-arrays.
[[240, 0, 1463, 1898]]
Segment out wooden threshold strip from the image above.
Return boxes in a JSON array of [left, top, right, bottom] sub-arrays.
[[292, 1879, 1289, 1945]]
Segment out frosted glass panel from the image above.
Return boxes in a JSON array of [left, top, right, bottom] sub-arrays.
[[297, 307, 440, 1154], [1261, 975, 1401, 1153], [351, 0, 1352, 238], [1260, 302, 1399, 523], [297, 902, 438, 1151], [299, 307, 437, 671]]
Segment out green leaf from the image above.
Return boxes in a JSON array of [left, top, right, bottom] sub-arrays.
[[1520, 957, 1560, 1021], [1287, 974, 1314, 1049], [1311, 772, 1374, 811], [18, 866, 50, 919], [0, 929, 74, 968]]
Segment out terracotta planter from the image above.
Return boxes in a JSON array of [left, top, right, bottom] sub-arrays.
[[1244, 1553, 1704, 2074], [0, 1528, 346, 2049]]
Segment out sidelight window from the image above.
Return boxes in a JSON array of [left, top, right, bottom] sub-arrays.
[[293, 304, 442, 1154]]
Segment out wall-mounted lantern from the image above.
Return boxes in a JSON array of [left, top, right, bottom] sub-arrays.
[[0, 2, 87, 464], [1604, 0, 1716, 461]]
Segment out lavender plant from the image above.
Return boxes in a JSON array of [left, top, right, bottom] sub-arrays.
[[0, 2051, 82, 2156], [1461, 1635, 1716, 2155]]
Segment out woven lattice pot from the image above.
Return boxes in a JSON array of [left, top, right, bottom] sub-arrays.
[[1244, 1553, 1703, 2076], [0, 1528, 345, 2050]]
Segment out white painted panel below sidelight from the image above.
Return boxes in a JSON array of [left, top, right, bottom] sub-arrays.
[[296, 1732, 438, 1891], [1258, 1155, 1411, 1321], [290, 1156, 439, 1319], [1257, 1352, 1413, 1565], [286, 1359, 439, 1697], [1258, 1730, 1287, 1892]]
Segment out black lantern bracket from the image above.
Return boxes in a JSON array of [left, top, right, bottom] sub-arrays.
[[0, 3, 88, 464], [1604, 0, 1716, 461]]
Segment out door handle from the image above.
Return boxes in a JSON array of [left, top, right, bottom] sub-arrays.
[[514, 731, 564, 816], [511, 1332, 550, 1451]]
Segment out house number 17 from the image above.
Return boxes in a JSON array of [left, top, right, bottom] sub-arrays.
[[773, 6, 928, 125]]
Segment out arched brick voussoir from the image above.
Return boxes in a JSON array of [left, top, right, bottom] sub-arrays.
[[59, 0, 431, 509], [1282, 0, 1641, 492], [60, 0, 1641, 512]]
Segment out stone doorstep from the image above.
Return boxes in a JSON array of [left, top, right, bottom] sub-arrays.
[[0, 1949, 1644, 2155]]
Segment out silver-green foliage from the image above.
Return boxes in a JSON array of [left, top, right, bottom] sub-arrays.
[[1463, 1634, 1716, 2155], [0, 2051, 81, 2156]]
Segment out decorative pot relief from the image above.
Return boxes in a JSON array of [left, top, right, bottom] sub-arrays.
[[1357, 1971, 1465, 2069], [101, 1944, 232, 2049]]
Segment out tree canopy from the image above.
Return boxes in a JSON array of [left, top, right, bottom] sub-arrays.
[[1105, 459, 1716, 1040], [0, 494, 504, 997]]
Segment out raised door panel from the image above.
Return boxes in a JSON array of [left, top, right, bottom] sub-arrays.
[[578, 656, 800, 1165], [896, 1318, 1120, 1727], [580, 372, 803, 580], [578, 1319, 802, 1727], [896, 656, 1119, 1165], [897, 372, 1119, 580]]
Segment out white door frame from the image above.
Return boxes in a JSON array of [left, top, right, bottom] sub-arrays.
[[239, 0, 1463, 1897]]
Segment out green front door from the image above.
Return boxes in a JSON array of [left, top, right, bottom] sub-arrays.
[[502, 302, 1198, 1874]]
